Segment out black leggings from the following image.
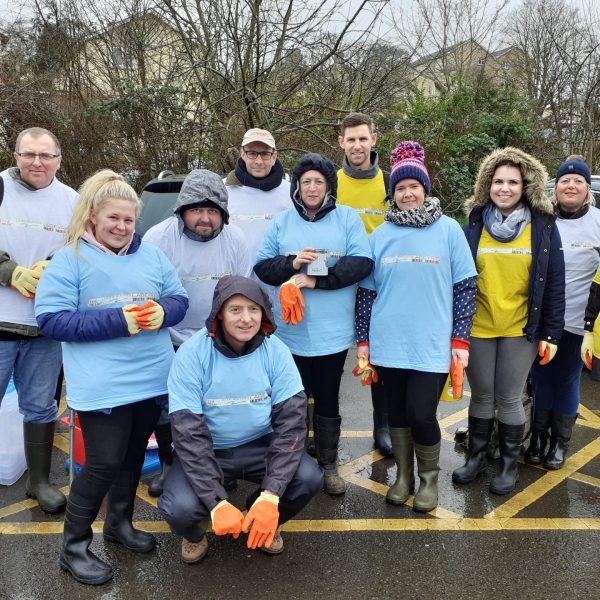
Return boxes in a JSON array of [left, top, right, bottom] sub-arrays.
[[378, 367, 447, 446], [68, 398, 161, 511], [293, 350, 348, 419]]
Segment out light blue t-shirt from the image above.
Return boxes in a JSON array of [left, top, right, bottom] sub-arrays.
[[35, 241, 187, 410], [168, 329, 304, 449], [362, 216, 477, 372], [256, 204, 372, 356]]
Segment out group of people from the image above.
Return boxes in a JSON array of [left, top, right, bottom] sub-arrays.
[[1, 117, 599, 587]]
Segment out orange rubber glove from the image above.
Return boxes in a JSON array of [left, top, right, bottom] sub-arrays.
[[352, 356, 378, 386], [450, 358, 464, 399], [279, 278, 304, 326], [242, 491, 279, 549], [11, 265, 39, 298], [538, 340, 557, 365], [136, 299, 165, 330], [581, 332, 594, 370], [210, 500, 244, 538], [122, 304, 142, 335]]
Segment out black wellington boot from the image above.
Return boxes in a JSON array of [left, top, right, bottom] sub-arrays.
[[452, 417, 494, 484], [489, 422, 525, 495], [103, 472, 156, 552], [148, 422, 173, 498], [23, 421, 67, 514], [371, 380, 392, 457], [59, 499, 113, 585], [314, 414, 346, 495], [544, 413, 578, 470], [524, 408, 551, 465]]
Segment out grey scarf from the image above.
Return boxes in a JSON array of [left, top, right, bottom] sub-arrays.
[[385, 197, 443, 228], [341, 150, 380, 180], [483, 202, 531, 242]]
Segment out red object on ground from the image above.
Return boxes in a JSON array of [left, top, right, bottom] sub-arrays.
[[60, 413, 86, 465]]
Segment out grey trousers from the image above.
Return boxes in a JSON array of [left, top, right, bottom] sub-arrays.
[[467, 336, 538, 425]]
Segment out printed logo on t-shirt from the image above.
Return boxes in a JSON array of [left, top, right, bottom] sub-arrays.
[[478, 247, 531, 256], [204, 391, 269, 407], [285, 249, 344, 259], [0, 217, 66, 233], [88, 292, 157, 307], [381, 255, 439, 266], [353, 208, 385, 216], [181, 272, 232, 283], [564, 240, 597, 250], [230, 214, 274, 221]]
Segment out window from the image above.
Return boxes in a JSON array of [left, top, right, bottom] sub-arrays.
[[112, 46, 137, 69], [477, 57, 485, 66]]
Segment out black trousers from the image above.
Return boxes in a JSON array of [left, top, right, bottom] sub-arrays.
[[292, 350, 348, 419], [68, 398, 161, 514], [158, 435, 323, 542], [378, 367, 447, 446]]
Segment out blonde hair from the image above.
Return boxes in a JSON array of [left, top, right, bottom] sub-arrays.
[[66, 169, 141, 251]]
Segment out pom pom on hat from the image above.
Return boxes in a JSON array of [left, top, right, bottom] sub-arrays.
[[389, 140, 431, 194], [390, 141, 425, 167]]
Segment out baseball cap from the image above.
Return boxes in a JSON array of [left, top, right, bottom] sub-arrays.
[[241, 128, 276, 150]]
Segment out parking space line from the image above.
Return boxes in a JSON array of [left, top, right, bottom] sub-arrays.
[[485, 436, 600, 519], [569, 472, 600, 489], [578, 404, 600, 424]]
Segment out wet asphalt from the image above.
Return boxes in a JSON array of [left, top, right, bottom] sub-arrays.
[[1, 356, 600, 600]]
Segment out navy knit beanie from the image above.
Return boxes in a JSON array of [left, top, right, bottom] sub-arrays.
[[556, 157, 591, 185], [389, 141, 431, 194]]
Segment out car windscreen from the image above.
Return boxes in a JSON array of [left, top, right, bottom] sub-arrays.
[[137, 191, 179, 236]]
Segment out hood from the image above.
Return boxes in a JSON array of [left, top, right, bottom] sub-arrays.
[[290, 153, 338, 221], [205, 275, 276, 338], [464, 147, 552, 215], [174, 169, 230, 224]]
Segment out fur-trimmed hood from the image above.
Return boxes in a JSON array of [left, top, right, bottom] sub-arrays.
[[464, 147, 552, 215]]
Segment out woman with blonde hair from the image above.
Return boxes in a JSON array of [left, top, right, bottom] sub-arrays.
[[35, 170, 188, 585]]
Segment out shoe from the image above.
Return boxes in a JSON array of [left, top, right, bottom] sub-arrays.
[[489, 422, 524, 495], [452, 417, 494, 484], [24, 421, 67, 514], [544, 413, 578, 470], [524, 409, 551, 465], [60, 499, 113, 585], [322, 468, 347, 495], [181, 537, 209, 564], [148, 461, 172, 498], [314, 414, 347, 495], [413, 442, 440, 512], [103, 473, 156, 553], [386, 427, 414, 505], [259, 529, 284, 555], [371, 380, 392, 457]]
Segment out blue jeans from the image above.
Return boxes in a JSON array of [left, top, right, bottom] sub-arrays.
[[530, 329, 582, 416], [0, 338, 62, 423], [158, 435, 323, 543]]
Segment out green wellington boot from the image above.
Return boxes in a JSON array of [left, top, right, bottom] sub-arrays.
[[386, 427, 415, 505], [23, 421, 67, 514], [413, 442, 441, 513]]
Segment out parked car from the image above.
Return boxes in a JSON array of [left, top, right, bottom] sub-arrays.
[[136, 171, 185, 236], [545, 174, 600, 204]]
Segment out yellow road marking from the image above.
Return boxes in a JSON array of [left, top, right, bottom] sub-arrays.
[[6, 518, 600, 535], [578, 404, 600, 424], [0, 486, 70, 520], [485, 436, 600, 519], [136, 482, 159, 508], [569, 472, 600, 489]]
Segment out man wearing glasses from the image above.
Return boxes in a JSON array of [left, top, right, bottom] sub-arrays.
[[0, 127, 77, 513], [225, 128, 292, 295]]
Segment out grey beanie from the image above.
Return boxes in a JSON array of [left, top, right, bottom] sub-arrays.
[[175, 169, 229, 224]]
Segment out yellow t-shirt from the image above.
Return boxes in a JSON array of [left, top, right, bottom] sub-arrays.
[[471, 223, 532, 338], [337, 169, 386, 235]]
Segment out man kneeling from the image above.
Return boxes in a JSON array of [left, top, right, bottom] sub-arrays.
[[158, 275, 323, 561]]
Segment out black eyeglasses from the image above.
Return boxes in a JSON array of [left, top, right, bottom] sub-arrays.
[[243, 150, 274, 160], [16, 152, 61, 162]]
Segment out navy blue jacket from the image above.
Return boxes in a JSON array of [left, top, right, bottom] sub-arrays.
[[464, 206, 565, 344]]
